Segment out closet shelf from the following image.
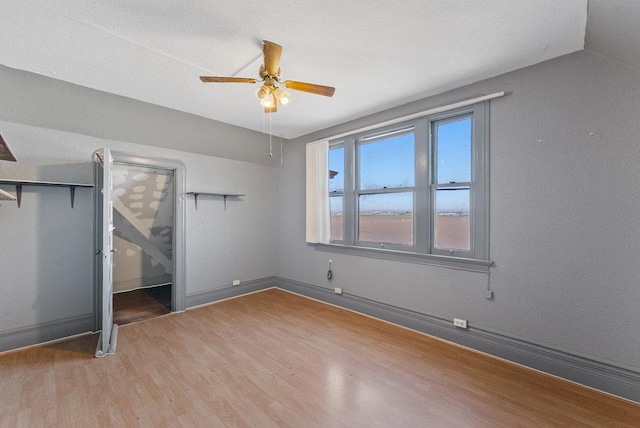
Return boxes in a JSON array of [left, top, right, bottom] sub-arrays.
[[0, 179, 94, 208], [0, 189, 16, 201], [186, 192, 245, 210]]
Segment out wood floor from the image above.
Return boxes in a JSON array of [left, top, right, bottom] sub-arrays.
[[1, 289, 639, 427], [113, 284, 171, 326]]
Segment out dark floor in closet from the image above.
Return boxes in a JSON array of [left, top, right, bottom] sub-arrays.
[[113, 284, 171, 325]]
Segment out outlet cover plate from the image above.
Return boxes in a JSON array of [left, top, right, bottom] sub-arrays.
[[454, 318, 468, 329]]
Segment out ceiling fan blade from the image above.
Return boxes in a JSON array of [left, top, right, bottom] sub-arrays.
[[283, 80, 335, 97], [263, 40, 282, 76], [200, 76, 258, 83], [264, 104, 277, 113]]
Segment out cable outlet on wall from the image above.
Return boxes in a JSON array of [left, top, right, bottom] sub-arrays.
[[232, 280, 240, 286], [453, 318, 468, 329], [334, 287, 343, 295]]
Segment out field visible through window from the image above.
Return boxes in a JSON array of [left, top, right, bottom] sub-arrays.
[[331, 214, 470, 250]]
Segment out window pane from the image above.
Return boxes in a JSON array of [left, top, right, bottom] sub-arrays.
[[359, 132, 414, 190], [329, 146, 344, 193], [434, 188, 470, 251], [358, 193, 413, 245], [436, 117, 471, 184], [330, 196, 343, 241]]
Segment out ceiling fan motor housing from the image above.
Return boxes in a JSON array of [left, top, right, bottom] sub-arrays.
[[259, 65, 281, 81]]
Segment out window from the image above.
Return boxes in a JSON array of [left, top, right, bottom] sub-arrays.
[[357, 126, 415, 248], [329, 145, 344, 242], [325, 102, 489, 263], [432, 116, 472, 254]]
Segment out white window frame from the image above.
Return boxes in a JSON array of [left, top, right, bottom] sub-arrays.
[[315, 101, 491, 273]]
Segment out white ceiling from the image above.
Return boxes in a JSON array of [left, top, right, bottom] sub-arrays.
[[1, 0, 588, 139]]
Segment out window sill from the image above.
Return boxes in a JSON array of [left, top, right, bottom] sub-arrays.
[[312, 243, 492, 273]]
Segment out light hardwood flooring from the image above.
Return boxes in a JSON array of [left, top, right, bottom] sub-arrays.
[[1, 288, 639, 427]]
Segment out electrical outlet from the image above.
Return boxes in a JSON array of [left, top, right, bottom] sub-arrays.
[[334, 287, 343, 295], [232, 280, 240, 286], [485, 290, 494, 300], [453, 318, 468, 329]]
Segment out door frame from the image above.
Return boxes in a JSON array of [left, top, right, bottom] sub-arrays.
[[94, 150, 187, 332]]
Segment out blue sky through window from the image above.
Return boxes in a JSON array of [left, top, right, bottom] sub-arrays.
[[329, 146, 344, 193], [435, 117, 471, 214], [329, 117, 472, 213], [359, 133, 414, 190], [437, 117, 471, 184]]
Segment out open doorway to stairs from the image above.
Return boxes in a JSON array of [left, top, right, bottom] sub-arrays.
[[112, 164, 174, 325], [94, 150, 186, 335]]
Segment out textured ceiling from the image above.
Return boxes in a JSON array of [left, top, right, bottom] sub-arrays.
[[1, 0, 588, 139]]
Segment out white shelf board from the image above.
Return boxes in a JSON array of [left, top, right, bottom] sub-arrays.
[[0, 189, 16, 201]]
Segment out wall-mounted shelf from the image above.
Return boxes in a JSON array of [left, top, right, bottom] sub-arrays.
[[186, 192, 245, 210], [0, 179, 94, 208], [0, 189, 16, 201]]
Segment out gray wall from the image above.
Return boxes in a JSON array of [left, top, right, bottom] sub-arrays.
[[0, 69, 277, 345], [276, 50, 640, 372], [0, 64, 278, 166]]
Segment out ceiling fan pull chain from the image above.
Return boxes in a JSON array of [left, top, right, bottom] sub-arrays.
[[269, 113, 273, 157]]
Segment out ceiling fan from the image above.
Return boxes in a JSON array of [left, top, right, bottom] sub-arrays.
[[200, 40, 335, 113]]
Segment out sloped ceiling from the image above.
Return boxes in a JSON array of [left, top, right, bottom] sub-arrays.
[[1, 1, 588, 139]]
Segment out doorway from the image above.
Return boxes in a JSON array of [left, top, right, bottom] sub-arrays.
[[94, 150, 186, 342], [112, 164, 174, 325]]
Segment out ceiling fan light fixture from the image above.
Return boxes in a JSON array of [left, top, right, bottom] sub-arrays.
[[274, 87, 290, 105], [256, 84, 272, 102], [200, 40, 335, 113], [260, 92, 277, 108]]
